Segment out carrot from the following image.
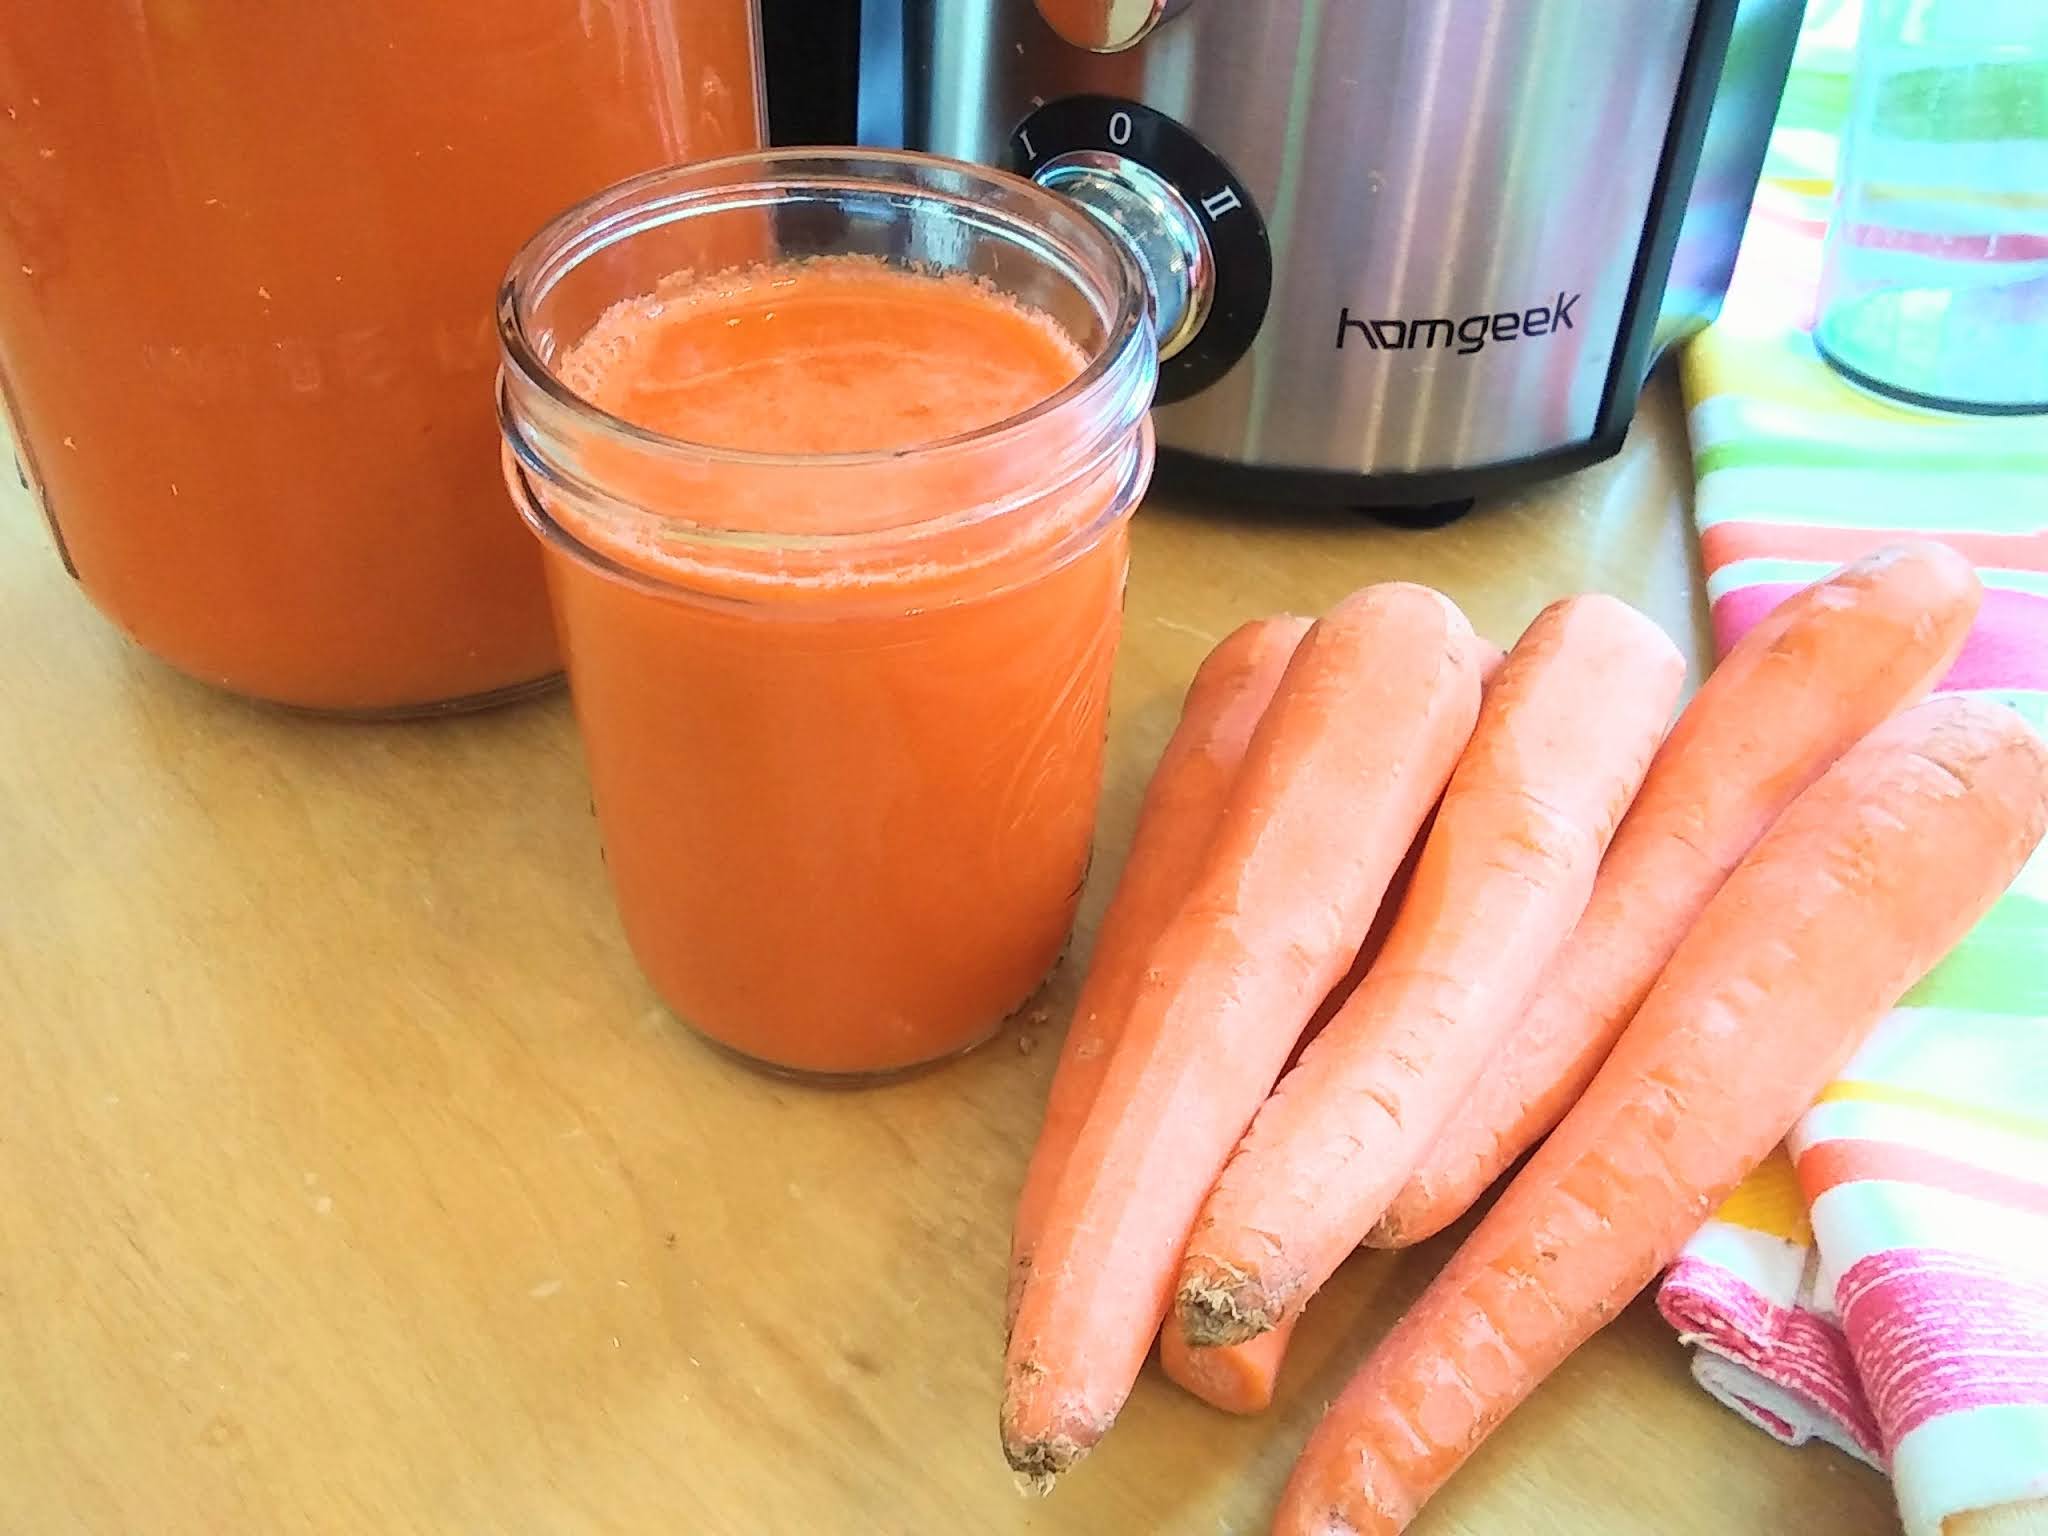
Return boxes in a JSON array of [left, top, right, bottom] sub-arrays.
[[1155, 911, 1373, 1418], [1278, 642, 1509, 1075], [1176, 595, 1684, 1348], [1000, 583, 1489, 1483], [1156, 787, 1458, 1418], [1370, 539, 1982, 1249], [1156, 646, 1516, 1421], [1278, 636, 1510, 1072], [1274, 695, 2048, 1536], [1160, 1322, 1297, 1416], [1008, 614, 1312, 1328]]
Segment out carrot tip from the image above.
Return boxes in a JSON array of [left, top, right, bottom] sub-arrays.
[[1001, 1432, 1089, 1490], [1009, 1466, 1058, 1498], [999, 1380, 1105, 1486], [1175, 1265, 1281, 1348]]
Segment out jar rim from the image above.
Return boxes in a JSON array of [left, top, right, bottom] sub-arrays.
[[496, 147, 1152, 480]]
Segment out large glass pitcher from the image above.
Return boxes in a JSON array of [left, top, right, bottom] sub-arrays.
[[0, 2, 763, 713]]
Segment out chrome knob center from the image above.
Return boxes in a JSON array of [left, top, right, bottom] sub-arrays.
[[1033, 151, 1214, 361]]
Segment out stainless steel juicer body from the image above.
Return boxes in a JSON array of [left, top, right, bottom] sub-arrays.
[[858, 0, 1802, 505]]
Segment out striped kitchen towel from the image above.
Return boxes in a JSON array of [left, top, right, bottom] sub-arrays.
[[1655, 4, 2048, 1534]]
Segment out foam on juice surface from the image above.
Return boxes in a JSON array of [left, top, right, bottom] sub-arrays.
[[547, 256, 1100, 585], [560, 256, 1086, 460]]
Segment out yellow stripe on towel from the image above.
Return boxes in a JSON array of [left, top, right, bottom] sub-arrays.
[[1712, 1147, 1815, 1245], [1816, 1081, 2048, 1145]]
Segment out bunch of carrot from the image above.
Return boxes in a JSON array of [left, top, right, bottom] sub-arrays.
[[1003, 543, 2048, 1533]]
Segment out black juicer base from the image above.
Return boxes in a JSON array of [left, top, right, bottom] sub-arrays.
[[1151, 429, 1633, 525]]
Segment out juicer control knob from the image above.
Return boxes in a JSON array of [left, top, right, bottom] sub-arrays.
[[1034, 152, 1213, 362], [1014, 96, 1272, 406], [1032, 0, 1191, 53]]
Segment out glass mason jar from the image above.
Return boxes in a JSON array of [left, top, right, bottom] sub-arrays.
[[498, 151, 1158, 1077], [1815, 0, 2048, 414], [0, 3, 763, 713]]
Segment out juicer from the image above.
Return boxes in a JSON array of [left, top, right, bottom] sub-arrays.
[[769, 0, 1803, 510]]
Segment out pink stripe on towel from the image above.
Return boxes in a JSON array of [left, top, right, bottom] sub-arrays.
[[1839, 1249, 2048, 1443]]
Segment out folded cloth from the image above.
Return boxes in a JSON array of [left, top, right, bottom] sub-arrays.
[[1654, 5, 2048, 1533], [1663, 1150, 1883, 1468]]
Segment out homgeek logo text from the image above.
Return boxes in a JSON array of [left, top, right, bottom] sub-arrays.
[[1335, 291, 1582, 355]]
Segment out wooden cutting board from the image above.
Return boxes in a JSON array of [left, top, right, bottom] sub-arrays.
[[0, 373, 1898, 1534]]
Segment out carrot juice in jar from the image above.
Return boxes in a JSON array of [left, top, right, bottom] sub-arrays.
[[498, 153, 1158, 1076], [0, 3, 762, 713]]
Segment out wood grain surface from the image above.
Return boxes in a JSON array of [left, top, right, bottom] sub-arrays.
[[0, 373, 1899, 1534]]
